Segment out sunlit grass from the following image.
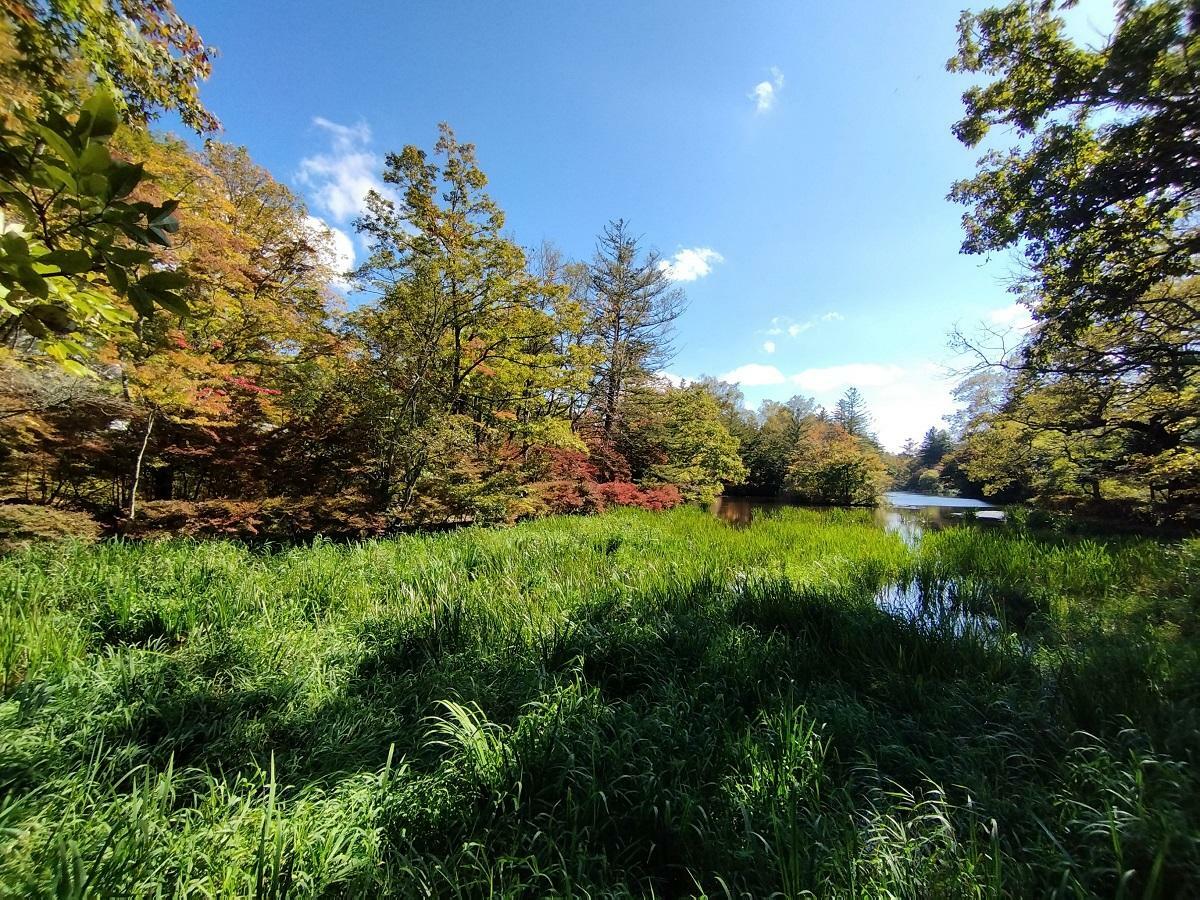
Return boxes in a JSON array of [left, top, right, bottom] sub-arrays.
[[0, 507, 1195, 896]]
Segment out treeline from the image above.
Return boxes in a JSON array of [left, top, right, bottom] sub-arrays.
[[0, 2, 906, 540], [0, 120, 750, 534], [1, 0, 1196, 538]]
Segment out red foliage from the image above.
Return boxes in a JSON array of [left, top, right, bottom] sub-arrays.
[[637, 483, 683, 510], [544, 448, 599, 481], [227, 375, 282, 396], [595, 481, 682, 510], [578, 430, 631, 482]]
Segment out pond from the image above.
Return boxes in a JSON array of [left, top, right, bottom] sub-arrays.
[[710, 491, 1010, 636], [711, 491, 1004, 542]]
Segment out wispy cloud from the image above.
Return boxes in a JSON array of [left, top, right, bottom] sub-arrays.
[[763, 311, 843, 338], [750, 66, 785, 114], [304, 215, 355, 289], [762, 340, 776, 354], [297, 117, 388, 223], [986, 303, 1034, 331], [659, 247, 724, 282]]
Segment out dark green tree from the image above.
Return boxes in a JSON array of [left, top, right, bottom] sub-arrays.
[[586, 220, 685, 436], [833, 387, 872, 439], [949, 0, 1198, 372]]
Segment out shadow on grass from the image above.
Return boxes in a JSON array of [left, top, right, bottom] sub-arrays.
[[9, 562, 1197, 896]]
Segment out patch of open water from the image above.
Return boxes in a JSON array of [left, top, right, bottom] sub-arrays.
[[711, 491, 1009, 633]]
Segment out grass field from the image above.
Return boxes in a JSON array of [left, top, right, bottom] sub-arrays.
[[0, 506, 1197, 897]]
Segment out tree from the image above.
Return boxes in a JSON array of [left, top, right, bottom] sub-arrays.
[[0, 89, 185, 372], [0, 129, 346, 517], [954, 293, 1199, 512], [917, 427, 953, 469], [619, 383, 747, 503], [586, 220, 685, 435], [950, 2, 1200, 517], [949, 0, 1198, 377], [5, 0, 217, 131], [346, 125, 583, 519], [785, 419, 889, 506], [833, 387, 873, 439], [740, 396, 818, 494]]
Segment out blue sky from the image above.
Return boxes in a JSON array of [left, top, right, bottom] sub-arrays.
[[175, 0, 1115, 449]]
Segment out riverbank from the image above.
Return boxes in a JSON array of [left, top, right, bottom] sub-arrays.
[[1, 507, 1196, 895]]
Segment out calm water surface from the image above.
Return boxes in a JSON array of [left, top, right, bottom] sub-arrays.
[[710, 491, 1008, 633], [711, 491, 1003, 541]]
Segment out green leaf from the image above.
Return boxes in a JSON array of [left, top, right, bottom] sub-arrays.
[[1, 232, 30, 259], [16, 266, 48, 299], [41, 250, 94, 274], [107, 162, 144, 200], [78, 142, 111, 175], [40, 165, 78, 193], [137, 270, 190, 292], [126, 285, 155, 317], [104, 263, 129, 294], [79, 90, 121, 139], [145, 226, 172, 247], [79, 173, 110, 198], [34, 125, 79, 168], [152, 290, 189, 317], [25, 303, 73, 332]]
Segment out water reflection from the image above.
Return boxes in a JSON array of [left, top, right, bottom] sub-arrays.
[[875, 580, 1001, 637], [709, 495, 783, 527], [709, 492, 1010, 637], [710, 492, 1003, 544]]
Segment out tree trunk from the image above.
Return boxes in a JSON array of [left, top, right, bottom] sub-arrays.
[[129, 410, 156, 521]]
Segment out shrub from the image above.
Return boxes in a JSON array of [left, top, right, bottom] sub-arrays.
[[0, 503, 101, 550]]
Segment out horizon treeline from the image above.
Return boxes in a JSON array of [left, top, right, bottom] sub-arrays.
[[0, 0, 1196, 539]]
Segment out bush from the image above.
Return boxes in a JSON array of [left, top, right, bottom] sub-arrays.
[[0, 503, 101, 550], [122, 496, 388, 542]]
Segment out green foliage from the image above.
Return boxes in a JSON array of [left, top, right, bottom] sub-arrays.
[[949, 1, 1199, 518], [832, 386, 873, 440], [6, 0, 218, 132], [786, 418, 889, 506], [632, 384, 747, 503], [0, 502, 99, 551], [950, 0, 1199, 352], [0, 89, 183, 373], [0, 508, 1196, 895], [586, 220, 686, 436]]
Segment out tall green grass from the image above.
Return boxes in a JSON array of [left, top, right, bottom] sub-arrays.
[[0, 506, 1195, 896]]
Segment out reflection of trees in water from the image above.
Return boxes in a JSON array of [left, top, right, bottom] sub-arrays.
[[711, 495, 1001, 543]]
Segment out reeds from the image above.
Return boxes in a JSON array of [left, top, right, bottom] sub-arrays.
[[0, 507, 1195, 896]]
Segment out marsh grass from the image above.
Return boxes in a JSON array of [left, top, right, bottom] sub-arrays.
[[0, 506, 1196, 896]]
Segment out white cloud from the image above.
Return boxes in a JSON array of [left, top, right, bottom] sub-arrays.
[[762, 340, 776, 354], [304, 215, 355, 288], [659, 247, 724, 282], [762, 311, 842, 340], [654, 371, 686, 388], [719, 363, 787, 387], [987, 303, 1035, 331], [750, 66, 785, 114], [790, 363, 906, 393], [723, 359, 956, 450], [297, 117, 388, 223]]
